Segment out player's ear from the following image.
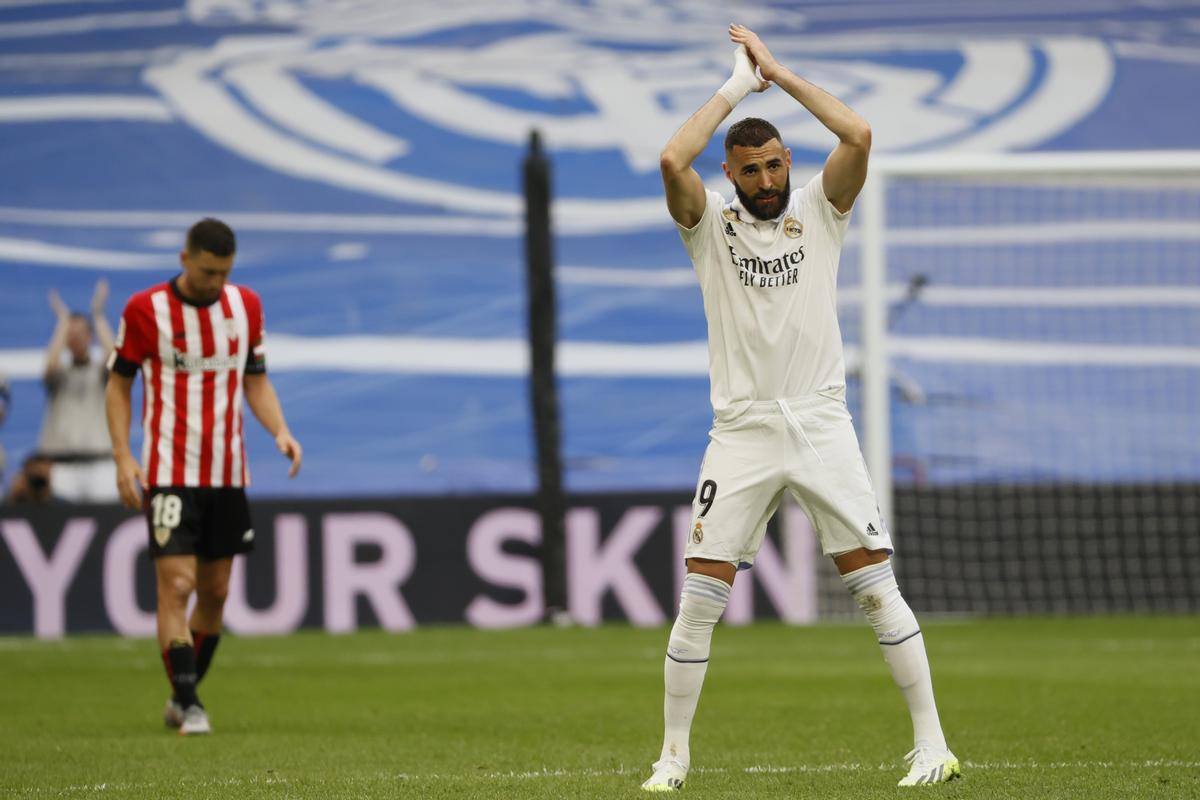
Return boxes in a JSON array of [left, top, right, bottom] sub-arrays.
[[179, 250, 188, 269], [785, 148, 792, 168], [722, 161, 733, 181]]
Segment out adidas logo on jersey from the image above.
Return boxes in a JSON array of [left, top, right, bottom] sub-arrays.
[[866, 522, 879, 536], [724, 221, 737, 237]]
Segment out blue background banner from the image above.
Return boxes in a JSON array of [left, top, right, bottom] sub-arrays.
[[1, 1, 1198, 495]]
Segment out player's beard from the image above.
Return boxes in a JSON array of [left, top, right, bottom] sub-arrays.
[[736, 176, 791, 221], [177, 274, 222, 304]]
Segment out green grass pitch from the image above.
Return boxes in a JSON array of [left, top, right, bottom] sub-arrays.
[[3, 616, 1197, 799]]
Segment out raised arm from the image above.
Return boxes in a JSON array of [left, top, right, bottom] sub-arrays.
[[661, 45, 768, 228], [44, 290, 70, 383], [91, 279, 114, 357], [730, 24, 871, 213]]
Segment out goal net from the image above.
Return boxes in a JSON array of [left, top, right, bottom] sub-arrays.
[[829, 152, 1200, 616]]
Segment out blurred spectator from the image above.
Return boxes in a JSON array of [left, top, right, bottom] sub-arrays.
[[39, 279, 118, 502], [4, 452, 66, 506]]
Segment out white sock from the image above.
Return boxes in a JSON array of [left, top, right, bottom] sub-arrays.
[[842, 561, 948, 752], [659, 573, 730, 767]]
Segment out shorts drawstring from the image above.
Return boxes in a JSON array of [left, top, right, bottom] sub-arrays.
[[777, 399, 824, 464]]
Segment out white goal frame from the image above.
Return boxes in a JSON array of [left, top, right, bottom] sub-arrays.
[[858, 150, 1200, 527]]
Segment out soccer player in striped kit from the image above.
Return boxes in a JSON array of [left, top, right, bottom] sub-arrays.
[[641, 25, 958, 790], [106, 218, 302, 735]]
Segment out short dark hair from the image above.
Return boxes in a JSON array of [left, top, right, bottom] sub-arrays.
[[724, 117, 783, 153], [186, 217, 236, 257], [68, 311, 93, 332]]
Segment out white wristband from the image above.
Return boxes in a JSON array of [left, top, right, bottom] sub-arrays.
[[717, 45, 760, 109], [717, 77, 752, 109]]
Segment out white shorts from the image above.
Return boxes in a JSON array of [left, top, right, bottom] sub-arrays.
[[50, 458, 118, 503], [685, 387, 893, 566]]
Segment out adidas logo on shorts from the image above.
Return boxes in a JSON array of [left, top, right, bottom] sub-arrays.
[[866, 523, 878, 536]]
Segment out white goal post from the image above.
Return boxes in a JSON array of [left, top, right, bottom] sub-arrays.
[[857, 150, 1200, 527]]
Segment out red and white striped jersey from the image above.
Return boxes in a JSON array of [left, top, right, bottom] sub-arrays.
[[108, 279, 267, 488]]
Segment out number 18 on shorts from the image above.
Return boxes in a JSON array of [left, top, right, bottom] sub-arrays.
[[144, 486, 255, 560]]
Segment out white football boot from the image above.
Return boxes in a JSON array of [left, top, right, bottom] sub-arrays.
[[163, 698, 184, 729], [641, 758, 688, 792], [178, 704, 212, 736], [898, 746, 961, 786]]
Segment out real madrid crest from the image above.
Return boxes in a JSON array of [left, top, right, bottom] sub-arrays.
[[783, 216, 803, 239], [692, 522, 704, 544], [722, 207, 740, 222]]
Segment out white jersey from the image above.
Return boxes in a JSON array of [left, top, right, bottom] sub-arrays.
[[677, 172, 852, 415]]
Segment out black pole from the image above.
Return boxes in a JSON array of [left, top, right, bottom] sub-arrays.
[[523, 130, 568, 624]]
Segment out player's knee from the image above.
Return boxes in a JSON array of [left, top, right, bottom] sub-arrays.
[[161, 573, 195, 604], [841, 561, 919, 645], [667, 574, 731, 665], [198, 581, 229, 608]]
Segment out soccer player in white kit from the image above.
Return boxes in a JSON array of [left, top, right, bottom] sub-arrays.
[[641, 24, 959, 791]]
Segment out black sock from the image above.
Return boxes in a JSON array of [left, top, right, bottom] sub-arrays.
[[192, 630, 221, 685], [165, 641, 200, 708]]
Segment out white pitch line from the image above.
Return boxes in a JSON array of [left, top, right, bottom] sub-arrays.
[[10, 759, 1199, 793]]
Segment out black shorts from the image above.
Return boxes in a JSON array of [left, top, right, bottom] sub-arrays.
[[144, 487, 255, 560]]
